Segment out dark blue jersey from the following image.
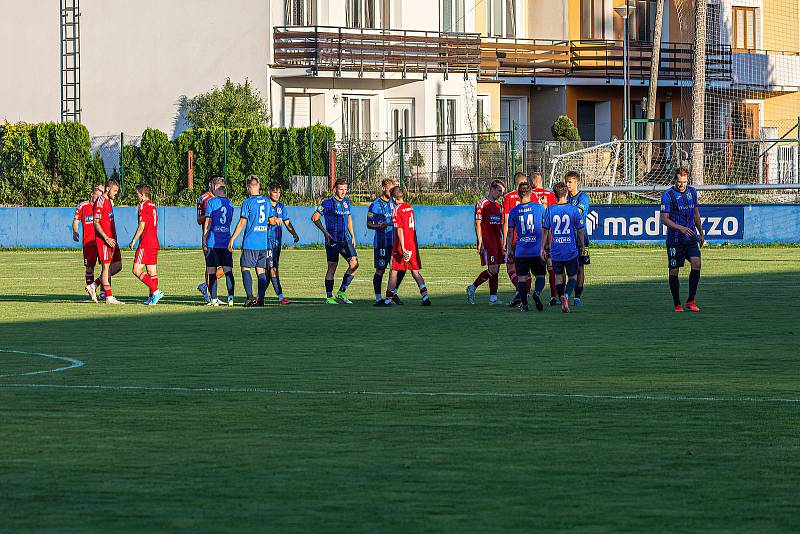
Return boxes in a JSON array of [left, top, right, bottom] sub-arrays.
[[316, 196, 352, 242], [367, 196, 396, 249], [660, 186, 699, 245], [267, 201, 290, 249], [566, 191, 591, 226], [544, 203, 585, 262], [508, 201, 546, 258], [204, 196, 234, 249]]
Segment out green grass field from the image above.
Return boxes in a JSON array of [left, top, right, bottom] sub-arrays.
[[1, 247, 799, 532]]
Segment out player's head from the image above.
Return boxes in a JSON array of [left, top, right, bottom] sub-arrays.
[[488, 179, 505, 200], [513, 171, 527, 187], [246, 175, 260, 196], [216, 185, 228, 198], [675, 167, 690, 192], [380, 178, 396, 198], [267, 182, 282, 202], [390, 185, 404, 202], [91, 183, 105, 201], [517, 181, 531, 202], [105, 179, 120, 200], [134, 184, 151, 201], [553, 181, 568, 201], [209, 176, 225, 194], [530, 171, 543, 189], [333, 178, 348, 199], [565, 171, 580, 194]]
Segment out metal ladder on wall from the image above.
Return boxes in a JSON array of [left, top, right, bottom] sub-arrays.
[[60, 0, 81, 122]]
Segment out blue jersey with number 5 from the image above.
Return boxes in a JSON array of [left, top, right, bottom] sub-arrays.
[[240, 195, 270, 250], [544, 203, 585, 261], [205, 196, 234, 249], [508, 201, 545, 258]]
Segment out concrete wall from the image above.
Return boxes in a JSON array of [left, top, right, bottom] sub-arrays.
[[2, 0, 271, 138], [2, 203, 798, 248]]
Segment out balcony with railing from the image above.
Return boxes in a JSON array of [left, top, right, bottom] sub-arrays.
[[272, 26, 481, 77], [480, 38, 733, 82]]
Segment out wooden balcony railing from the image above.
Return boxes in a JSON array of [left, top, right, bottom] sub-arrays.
[[273, 26, 481, 76], [481, 38, 733, 81]]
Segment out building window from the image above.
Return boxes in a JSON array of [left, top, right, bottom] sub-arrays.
[[285, 0, 314, 26], [342, 96, 371, 138], [580, 0, 605, 40], [347, 0, 389, 28], [437, 97, 457, 140], [733, 6, 757, 51], [619, 0, 656, 42], [487, 0, 516, 38], [442, 0, 465, 32]]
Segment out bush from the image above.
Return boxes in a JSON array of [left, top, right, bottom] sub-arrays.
[[552, 115, 581, 142]]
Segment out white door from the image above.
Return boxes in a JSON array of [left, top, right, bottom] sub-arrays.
[[388, 100, 414, 152], [500, 97, 526, 141]]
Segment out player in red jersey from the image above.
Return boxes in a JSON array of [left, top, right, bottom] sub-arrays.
[[197, 176, 226, 302], [91, 179, 123, 304], [530, 171, 559, 306], [466, 179, 506, 305], [73, 183, 105, 299], [501, 172, 528, 303], [128, 184, 164, 305], [380, 186, 431, 306]]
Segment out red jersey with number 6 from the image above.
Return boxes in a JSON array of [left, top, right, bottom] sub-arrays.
[[475, 198, 503, 250], [392, 202, 422, 270], [138, 199, 160, 249]]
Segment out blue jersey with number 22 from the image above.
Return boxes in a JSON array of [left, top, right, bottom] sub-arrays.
[[544, 203, 585, 261]]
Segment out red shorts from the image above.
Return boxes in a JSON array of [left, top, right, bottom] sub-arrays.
[[391, 248, 422, 271], [83, 242, 98, 268], [480, 244, 505, 266], [97, 241, 122, 265], [134, 247, 158, 265]]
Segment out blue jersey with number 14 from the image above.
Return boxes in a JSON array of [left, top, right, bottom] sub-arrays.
[[204, 196, 234, 248], [544, 203, 585, 261], [240, 195, 270, 250], [508, 201, 545, 258]]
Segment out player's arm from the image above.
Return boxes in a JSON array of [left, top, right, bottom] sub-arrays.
[[505, 225, 515, 262], [347, 214, 356, 247], [693, 206, 705, 246], [228, 217, 247, 252], [128, 217, 145, 250], [311, 211, 332, 243], [396, 225, 411, 261], [284, 219, 300, 243], [576, 227, 586, 256], [474, 211, 483, 253], [366, 208, 384, 230], [196, 201, 205, 225], [72, 208, 80, 242], [202, 216, 211, 252]]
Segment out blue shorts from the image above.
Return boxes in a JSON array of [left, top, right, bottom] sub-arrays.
[[373, 245, 392, 269], [240, 249, 275, 270], [326, 240, 357, 263], [667, 241, 701, 269], [205, 248, 233, 268], [552, 257, 579, 277]]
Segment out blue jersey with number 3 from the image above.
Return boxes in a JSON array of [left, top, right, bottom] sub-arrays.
[[544, 203, 585, 261], [508, 201, 545, 258], [240, 195, 270, 250], [205, 196, 234, 249]]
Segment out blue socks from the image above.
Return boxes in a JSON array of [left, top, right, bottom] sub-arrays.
[[339, 273, 354, 293], [534, 276, 546, 296], [257, 273, 268, 299], [225, 271, 235, 297], [242, 270, 253, 299]]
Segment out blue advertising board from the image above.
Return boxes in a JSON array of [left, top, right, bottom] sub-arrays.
[[584, 205, 745, 243]]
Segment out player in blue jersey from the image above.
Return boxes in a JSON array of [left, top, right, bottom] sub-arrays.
[[544, 181, 586, 313], [229, 175, 279, 307], [566, 171, 590, 306], [660, 167, 704, 312], [506, 182, 548, 312], [367, 178, 405, 305], [265, 182, 299, 305], [311, 178, 359, 304], [202, 186, 236, 307], [197, 176, 226, 302]]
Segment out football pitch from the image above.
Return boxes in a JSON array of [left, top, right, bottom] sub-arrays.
[[1, 246, 799, 532]]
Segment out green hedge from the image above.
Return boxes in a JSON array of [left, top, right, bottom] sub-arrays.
[[0, 122, 335, 206]]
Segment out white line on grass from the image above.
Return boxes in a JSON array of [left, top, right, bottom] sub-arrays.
[[1, 382, 798, 404], [0, 349, 85, 378]]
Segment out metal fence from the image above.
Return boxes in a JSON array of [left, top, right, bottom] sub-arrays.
[[90, 133, 142, 193]]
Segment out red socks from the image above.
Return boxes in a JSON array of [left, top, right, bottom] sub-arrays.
[[137, 272, 159, 295], [488, 273, 499, 295], [473, 270, 490, 287]]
